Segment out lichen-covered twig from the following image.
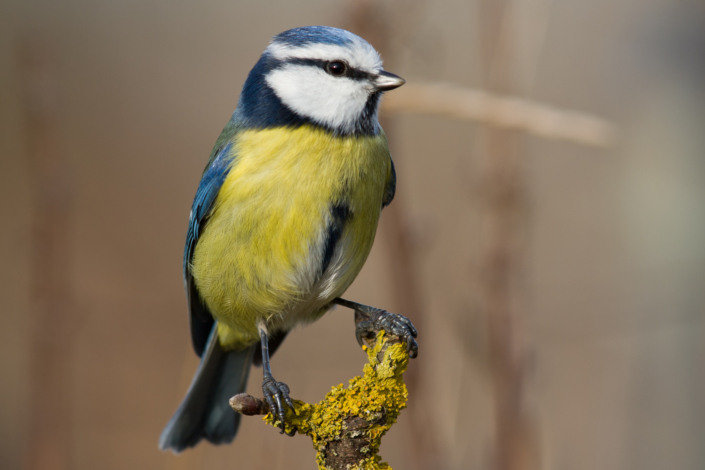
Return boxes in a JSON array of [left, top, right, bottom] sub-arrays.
[[230, 331, 410, 470]]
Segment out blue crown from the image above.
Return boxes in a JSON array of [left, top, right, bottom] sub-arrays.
[[272, 26, 355, 48]]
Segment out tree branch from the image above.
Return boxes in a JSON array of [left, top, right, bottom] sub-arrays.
[[231, 331, 410, 470]]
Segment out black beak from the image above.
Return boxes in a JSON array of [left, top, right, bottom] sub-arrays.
[[374, 70, 406, 91]]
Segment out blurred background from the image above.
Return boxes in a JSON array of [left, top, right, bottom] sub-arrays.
[[1, 0, 704, 469]]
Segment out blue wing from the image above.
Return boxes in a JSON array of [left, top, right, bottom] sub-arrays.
[[184, 142, 234, 357]]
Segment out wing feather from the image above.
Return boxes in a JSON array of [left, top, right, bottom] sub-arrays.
[[184, 141, 235, 356]]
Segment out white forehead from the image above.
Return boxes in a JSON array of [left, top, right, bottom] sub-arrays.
[[266, 37, 382, 72]]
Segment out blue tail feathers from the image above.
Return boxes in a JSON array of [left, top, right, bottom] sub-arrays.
[[159, 326, 255, 453]]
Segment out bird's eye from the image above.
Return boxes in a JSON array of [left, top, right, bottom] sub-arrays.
[[326, 61, 347, 76]]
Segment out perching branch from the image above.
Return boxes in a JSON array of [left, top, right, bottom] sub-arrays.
[[231, 330, 410, 470]]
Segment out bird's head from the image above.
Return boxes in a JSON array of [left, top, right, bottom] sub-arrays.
[[235, 26, 405, 136]]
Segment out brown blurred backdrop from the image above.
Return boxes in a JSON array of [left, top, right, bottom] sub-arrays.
[[1, 0, 704, 469]]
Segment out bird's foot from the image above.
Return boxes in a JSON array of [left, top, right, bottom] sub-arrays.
[[353, 306, 418, 359], [262, 376, 295, 436]]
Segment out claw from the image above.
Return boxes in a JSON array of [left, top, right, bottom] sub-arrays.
[[355, 320, 375, 347], [274, 394, 284, 423], [262, 377, 295, 436], [353, 307, 419, 359], [408, 339, 418, 358], [264, 395, 276, 418], [355, 328, 365, 347], [336, 298, 419, 358]]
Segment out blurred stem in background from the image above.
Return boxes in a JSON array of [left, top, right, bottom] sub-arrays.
[[477, 0, 538, 469], [19, 39, 77, 470]]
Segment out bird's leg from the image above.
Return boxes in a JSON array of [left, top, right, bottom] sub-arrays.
[[259, 324, 295, 436], [332, 298, 419, 358]]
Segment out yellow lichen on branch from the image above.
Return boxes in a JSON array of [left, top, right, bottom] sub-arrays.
[[231, 331, 410, 470]]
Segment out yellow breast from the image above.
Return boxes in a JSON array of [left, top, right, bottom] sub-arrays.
[[191, 125, 390, 347]]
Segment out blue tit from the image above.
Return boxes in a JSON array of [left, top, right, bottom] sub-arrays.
[[159, 26, 417, 453]]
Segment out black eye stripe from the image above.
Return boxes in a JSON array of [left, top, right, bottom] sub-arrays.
[[283, 58, 371, 81]]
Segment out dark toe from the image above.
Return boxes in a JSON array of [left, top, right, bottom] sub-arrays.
[[263, 379, 294, 433]]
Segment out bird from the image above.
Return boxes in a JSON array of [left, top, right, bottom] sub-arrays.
[[159, 25, 418, 453]]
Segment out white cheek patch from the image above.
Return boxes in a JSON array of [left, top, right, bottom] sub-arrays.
[[265, 64, 371, 133]]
